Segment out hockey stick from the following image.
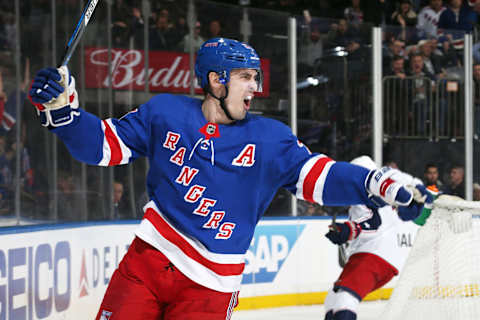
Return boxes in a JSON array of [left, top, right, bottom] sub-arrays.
[[331, 212, 348, 268], [59, 0, 100, 66]]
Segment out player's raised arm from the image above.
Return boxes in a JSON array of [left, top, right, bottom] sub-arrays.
[[268, 125, 429, 217], [28, 66, 149, 166]]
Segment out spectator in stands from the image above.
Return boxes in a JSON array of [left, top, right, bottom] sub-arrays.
[[417, 0, 446, 39], [474, 63, 480, 138], [0, 134, 12, 213], [344, 0, 364, 27], [407, 52, 435, 79], [0, 67, 6, 118], [112, 180, 130, 219], [438, 0, 476, 49], [208, 20, 223, 39], [442, 164, 465, 198], [298, 12, 325, 77], [433, 36, 460, 69], [131, 6, 145, 48], [149, 15, 177, 50], [8, 125, 34, 194], [385, 55, 407, 78], [384, 37, 406, 68], [57, 170, 83, 221], [423, 162, 443, 192], [474, 182, 480, 201], [111, 0, 131, 48], [0, 58, 30, 136], [473, 63, 480, 99], [112, 20, 130, 49], [392, 0, 419, 27], [182, 21, 204, 53], [418, 39, 445, 77], [326, 19, 361, 55], [0, 13, 15, 51], [407, 53, 435, 134], [0, 14, 8, 50], [175, 16, 189, 47], [384, 56, 408, 135], [361, 0, 392, 26]]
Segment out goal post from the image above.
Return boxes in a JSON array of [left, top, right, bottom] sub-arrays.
[[381, 195, 480, 320]]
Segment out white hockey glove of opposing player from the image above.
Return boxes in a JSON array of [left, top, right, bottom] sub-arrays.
[[28, 66, 79, 127]]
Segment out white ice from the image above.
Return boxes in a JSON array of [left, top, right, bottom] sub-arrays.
[[232, 300, 387, 320]]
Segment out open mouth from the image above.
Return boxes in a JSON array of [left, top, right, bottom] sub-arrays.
[[244, 96, 253, 110]]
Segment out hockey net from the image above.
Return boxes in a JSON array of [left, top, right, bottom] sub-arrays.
[[381, 195, 480, 320]]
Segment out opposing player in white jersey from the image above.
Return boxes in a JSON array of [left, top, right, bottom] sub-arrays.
[[323, 156, 434, 320], [417, 0, 446, 39], [28, 37, 429, 320]]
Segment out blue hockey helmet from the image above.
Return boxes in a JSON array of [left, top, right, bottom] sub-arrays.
[[195, 37, 263, 92]]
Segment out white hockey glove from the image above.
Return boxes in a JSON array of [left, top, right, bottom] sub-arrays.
[[28, 66, 79, 127]]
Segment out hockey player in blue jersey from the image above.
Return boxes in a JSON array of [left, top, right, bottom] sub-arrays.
[[29, 37, 429, 320]]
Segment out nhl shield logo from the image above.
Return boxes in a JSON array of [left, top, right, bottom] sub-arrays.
[[206, 124, 216, 135], [199, 122, 220, 140], [100, 310, 113, 320]]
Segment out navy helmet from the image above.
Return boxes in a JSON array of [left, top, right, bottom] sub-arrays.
[[195, 38, 263, 92]]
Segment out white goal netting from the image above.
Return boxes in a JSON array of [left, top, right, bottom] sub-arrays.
[[382, 195, 480, 320]]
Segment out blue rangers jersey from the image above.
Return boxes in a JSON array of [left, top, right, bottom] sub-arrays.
[[52, 94, 372, 292]]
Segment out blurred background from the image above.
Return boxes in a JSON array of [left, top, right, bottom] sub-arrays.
[[0, 0, 479, 226]]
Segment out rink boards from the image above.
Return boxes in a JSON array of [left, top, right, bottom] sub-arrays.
[[0, 217, 419, 319]]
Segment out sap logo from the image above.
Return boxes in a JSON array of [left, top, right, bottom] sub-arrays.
[[0, 241, 71, 320], [242, 224, 305, 284]]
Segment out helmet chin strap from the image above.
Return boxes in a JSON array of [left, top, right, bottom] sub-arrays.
[[206, 85, 235, 121]]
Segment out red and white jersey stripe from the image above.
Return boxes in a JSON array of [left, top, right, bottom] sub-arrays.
[[295, 154, 335, 204], [98, 119, 132, 166], [135, 201, 245, 293]]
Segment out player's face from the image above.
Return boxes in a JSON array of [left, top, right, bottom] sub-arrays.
[[225, 69, 259, 120]]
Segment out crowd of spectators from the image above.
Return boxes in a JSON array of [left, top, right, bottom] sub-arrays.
[[102, 1, 232, 53], [0, 0, 479, 223]]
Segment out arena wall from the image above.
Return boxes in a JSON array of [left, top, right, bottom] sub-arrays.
[[0, 217, 419, 319]]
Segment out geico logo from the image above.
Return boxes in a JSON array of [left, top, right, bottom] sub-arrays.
[[0, 241, 71, 320]]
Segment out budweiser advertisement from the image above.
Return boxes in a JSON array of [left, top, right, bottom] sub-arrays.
[[84, 47, 270, 97]]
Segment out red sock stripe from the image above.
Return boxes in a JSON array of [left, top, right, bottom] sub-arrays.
[[144, 208, 245, 277], [102, 120, 122, 166], [302, 157, 332, 202]]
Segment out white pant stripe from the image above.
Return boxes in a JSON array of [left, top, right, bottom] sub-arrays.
[[226, 291, 238, 320]]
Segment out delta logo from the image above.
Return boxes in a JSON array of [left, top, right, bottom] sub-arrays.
[[77, 244, 130, 299]]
